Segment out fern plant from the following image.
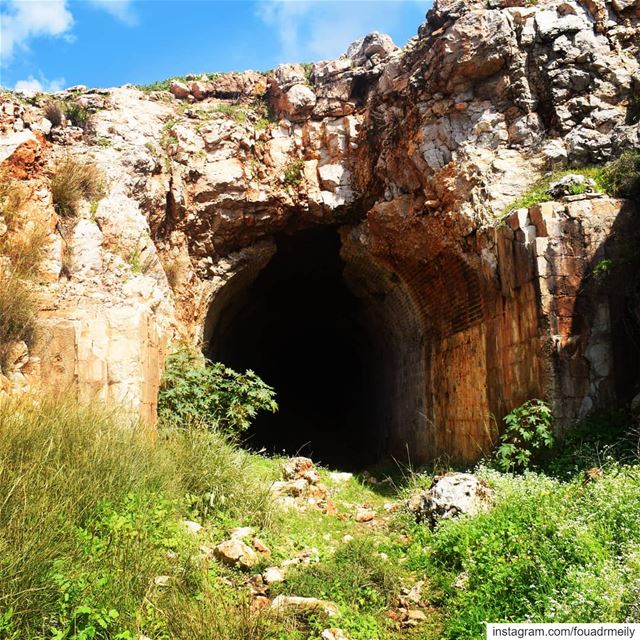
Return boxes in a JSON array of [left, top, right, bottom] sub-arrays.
[[158, 348, 277, 435], [496, 399, 554, 472]]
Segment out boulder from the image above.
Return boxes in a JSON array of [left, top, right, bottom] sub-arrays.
[[355, 507, 375, 523], [547, 174, 596, 198], [270, 83, 317, 121], [182, 519, 203, 535], [169, 81, 190, 99], [345, 32, 398, 66], [322, 629, 350, 640], [282, 456, 316, 480], [214, 538, 260, 569], [407, 472, 493, 525], [262, 566, 285, 584], [210, 71, 267, 99]]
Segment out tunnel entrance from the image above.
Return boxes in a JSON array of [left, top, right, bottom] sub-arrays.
[[208, 227, 382, 470]]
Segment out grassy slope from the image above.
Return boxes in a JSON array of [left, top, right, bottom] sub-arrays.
[[0, 396, 638, 639]]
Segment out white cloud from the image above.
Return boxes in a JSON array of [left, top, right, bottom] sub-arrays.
[[255, 0, 426, 63], [89, 0, 138, 26], [0, 0, 137, 63], [1, 0, 74, 61], [14, 74, 66, 94]]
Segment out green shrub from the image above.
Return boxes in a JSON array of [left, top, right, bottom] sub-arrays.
[[600, 149, 640, 199], [64, 101, 93, 130], [283, 159, 304, 186], [495, 399, 554, 472], [158, 348, 277, 436], [51, 155, 106, 216]]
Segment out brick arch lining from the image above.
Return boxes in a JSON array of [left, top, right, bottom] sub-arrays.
[[202, 223, 545, 466], [341, 229, 494, 463]]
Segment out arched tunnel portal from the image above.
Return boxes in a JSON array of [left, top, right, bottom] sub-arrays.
[[202, 225, 522, 470]]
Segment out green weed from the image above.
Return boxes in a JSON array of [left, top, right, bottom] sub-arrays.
[[158, 348, 278, 436]]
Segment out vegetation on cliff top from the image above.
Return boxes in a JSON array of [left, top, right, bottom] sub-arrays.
[[501, 149, 640, 217]]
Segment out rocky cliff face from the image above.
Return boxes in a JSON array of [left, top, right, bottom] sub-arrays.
[[1, 0, 638, 462]]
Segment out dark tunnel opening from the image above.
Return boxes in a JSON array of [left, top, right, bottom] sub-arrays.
[[208, 227, 383, 470]]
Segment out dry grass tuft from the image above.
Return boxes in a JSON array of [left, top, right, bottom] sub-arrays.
[[51, 156, 106, 216], [44, 101, 64, 127], [0, 273, 38, 370]]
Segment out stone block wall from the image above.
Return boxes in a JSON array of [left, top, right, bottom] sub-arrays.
[[499, 196, 637, 433]]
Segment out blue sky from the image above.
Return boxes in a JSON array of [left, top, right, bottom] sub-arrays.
[[0, 1, 430, 92]]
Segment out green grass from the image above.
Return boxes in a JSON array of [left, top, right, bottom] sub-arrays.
[[0, 392, 638, 640], [0, 395, 278, 639], [501, 167, 607, 217], [137, 73, 222, 94]]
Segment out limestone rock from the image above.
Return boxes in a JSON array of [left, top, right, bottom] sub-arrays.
[[322, 629, 350, 640], [407, 473, 493, 525], [271, 595, 339, 618], [214, 539, 260, 569], [210, 71, 267, 99], [282, 456, 316, 481], [252, 536, 271, 556], [355, 507, 375, 523], [169, 81, 190, 98], [183, 519, 203, 535], [230, 526, 254, 539], [262, 566, 285, 584], [548, 174, 596, 198]]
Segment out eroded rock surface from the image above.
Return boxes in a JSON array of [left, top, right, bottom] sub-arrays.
[[407, 473, 494, 526], [1, 0, 638, 462]]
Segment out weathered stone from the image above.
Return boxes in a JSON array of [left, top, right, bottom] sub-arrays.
[[252, 536, 271, 556], [355, 507, 375, 523], [283, 456, 316, 480], [548, 174, 596, 198], [169, 81, 190, 98], [321, 629, 350, 640], [271, 595, 339, 618], [262, 566, 285, 584], [407, 473, 493, 525], [214, 539, 260, 569], [183, 519, 203, 535]]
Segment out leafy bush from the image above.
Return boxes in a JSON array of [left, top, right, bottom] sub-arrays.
[[51, 155, 106, 216], [158, 348, 278, 436], [600, 149, 640, 199], [64, 101, 93, 131], [495, 399, 554, 472]]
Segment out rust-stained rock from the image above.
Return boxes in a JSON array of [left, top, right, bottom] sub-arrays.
[[0, 0, 637, 458], [214, 539, 260, 569]]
